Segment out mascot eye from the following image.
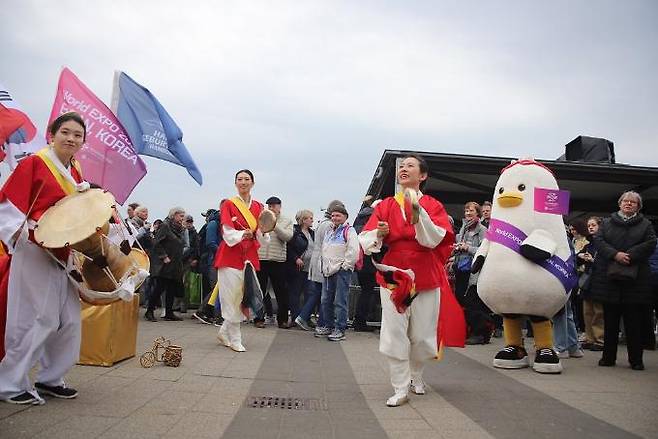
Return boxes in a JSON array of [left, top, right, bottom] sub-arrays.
[[518, 184, 526, 191], [498, 187, 504, 194]]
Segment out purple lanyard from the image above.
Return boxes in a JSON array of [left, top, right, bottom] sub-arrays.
[[486, 218, 577, 293]]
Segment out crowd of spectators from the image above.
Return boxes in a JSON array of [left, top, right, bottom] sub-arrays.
[[125, 188, 658, 369]]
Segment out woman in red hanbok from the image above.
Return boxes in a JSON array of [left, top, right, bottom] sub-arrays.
[[214, 169, 265, 352], [359, 155, 464, 407], [0, 112, 90, 405]]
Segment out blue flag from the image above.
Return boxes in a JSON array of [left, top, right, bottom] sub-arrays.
[[112, 72, 202, 185]]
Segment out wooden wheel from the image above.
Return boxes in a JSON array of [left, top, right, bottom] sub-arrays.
[[140, 351, 156, 368]]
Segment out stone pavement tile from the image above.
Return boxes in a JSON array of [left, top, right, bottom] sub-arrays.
[[326, 407, 383, 424], [274, 430, 333, 439], [77, 374, 141, 400], [163, 411, 233, 438], [140, 390, 205, 412], [73, 399, 150, 418], [192, 391, 244, 414], [68, 380, 170, 418], [325, 398, 370, 411], [324, 388, 364, 402], [143, 364, 188, 381], [221, 358, 267, 379], [380, 418, 434, 431], [333, 423, 386, 438], [222, 329, 386, 439], [0, 408, 68, 438], [369, 404, 424, 420], [32, 414, 120, 438], [0, 402, 29, 420], [438, 428, 496, 439], [427, 349, 646, 439], [279, 410, 333, 434], [103, 360, 150, 379], [169, 373, 223, 393], [210, 376, 253, 391], [104, 406, 184, 435], [195, 360, 231, 377], [387, 431, 449, 439], [99, 431, 162, 439], [359, 383, 392, 401], [33, 428, 101, 439]]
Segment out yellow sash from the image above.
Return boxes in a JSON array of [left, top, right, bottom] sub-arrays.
[[394, 191, 405, 210], [230, 196, 258, 231], [35, 148, 83, 195], [207, 282, 219, 306]]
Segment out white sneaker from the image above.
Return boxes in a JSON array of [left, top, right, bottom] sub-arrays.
[[557, 350, 569, 359], [410, 380, 426, 395], [386, 391, 409, 407], [230, 343, 246, 352], [217, 331, 231, 347], [569, 348, 585, 358]]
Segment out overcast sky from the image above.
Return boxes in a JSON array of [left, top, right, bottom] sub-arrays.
[[2, 0, 657, 224]]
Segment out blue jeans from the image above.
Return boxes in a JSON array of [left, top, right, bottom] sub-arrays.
[[321, 269, 351, 331], [298, 281, 323, 325], [553, 300, 580, 353]]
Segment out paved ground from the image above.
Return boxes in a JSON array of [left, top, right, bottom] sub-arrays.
[[1, 315, 657, 438]]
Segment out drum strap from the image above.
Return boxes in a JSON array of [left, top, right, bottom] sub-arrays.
[[230, 197, 258, 231], [35, 148, 82, 195]]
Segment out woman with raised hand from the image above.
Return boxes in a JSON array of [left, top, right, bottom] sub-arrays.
[[213, 169, 265, 352]]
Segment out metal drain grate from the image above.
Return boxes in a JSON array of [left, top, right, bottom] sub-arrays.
[[245, 396, 326, 411]]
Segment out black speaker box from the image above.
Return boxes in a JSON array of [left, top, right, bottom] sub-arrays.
[[565, 136, 615, 163]]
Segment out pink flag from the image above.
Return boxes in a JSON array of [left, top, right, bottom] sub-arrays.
[[47, 67, 147, 204]]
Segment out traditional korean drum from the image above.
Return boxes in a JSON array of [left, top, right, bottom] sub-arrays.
[[34, 188, 149, 305]]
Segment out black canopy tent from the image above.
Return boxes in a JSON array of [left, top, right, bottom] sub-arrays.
[[363, 150, 658, 222]]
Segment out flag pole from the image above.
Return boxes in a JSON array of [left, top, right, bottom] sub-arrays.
[[110, 70, 120, 114]]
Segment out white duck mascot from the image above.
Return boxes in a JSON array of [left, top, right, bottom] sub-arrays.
[[472, 158, 576, 374]]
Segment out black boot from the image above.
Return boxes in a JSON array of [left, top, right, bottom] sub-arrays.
[[353, 321, 375, 332]]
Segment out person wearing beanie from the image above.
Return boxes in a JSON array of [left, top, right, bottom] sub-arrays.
[[317, 204, 360, 342], [307, 200, 346, 334]]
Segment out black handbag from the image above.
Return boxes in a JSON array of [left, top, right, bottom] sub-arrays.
[[606, 262, 638, 281]]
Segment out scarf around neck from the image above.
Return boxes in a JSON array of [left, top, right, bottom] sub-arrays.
[[165, 217, 185, 235], [617, 210, 638, 221]]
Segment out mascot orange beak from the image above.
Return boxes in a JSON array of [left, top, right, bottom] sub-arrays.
[[497, 191, 523, 208]]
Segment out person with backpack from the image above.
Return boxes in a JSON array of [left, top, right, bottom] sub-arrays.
[[194, 208, 222, 325], [316, 205, 360, 341]]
